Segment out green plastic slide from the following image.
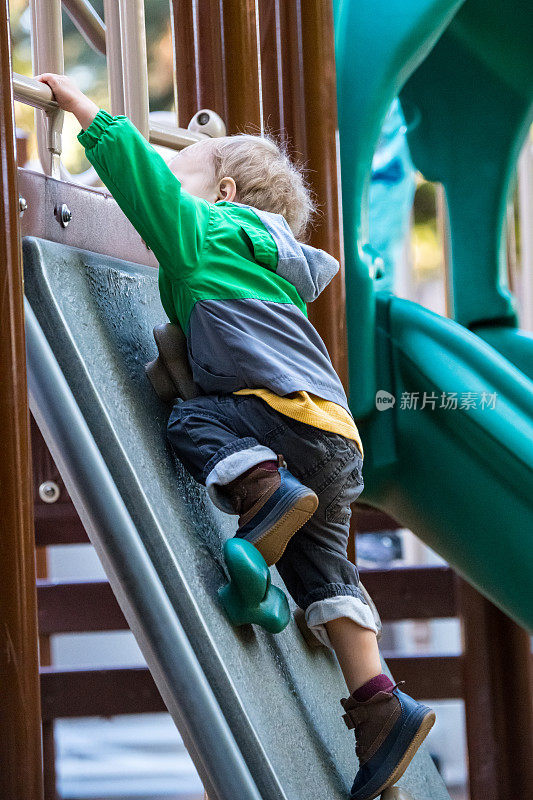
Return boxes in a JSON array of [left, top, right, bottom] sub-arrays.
[[358, 291, 533, 632], [334, 0, 533, 632]]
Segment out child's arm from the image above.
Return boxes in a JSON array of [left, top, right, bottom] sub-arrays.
[[36, 73, 210, 277]]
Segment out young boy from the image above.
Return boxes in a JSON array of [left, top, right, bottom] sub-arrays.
[[37, 72, 436, 800]]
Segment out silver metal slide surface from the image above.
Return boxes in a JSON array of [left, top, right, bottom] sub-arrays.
[[23, 236, 450, 800]]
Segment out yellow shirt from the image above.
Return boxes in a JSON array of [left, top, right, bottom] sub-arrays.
[[234, 388, 364, 458]]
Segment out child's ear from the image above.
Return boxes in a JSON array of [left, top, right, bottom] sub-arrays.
[[217, 177, 237, 203]]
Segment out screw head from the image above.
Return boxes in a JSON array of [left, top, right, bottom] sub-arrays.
[[188, 109, 226, 138], [58, 203, 72, 227], [39, 481, 61, 503], [19, 196, 27, 215]]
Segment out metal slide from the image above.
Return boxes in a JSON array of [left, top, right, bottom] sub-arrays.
[[23, 235, 450, 800]]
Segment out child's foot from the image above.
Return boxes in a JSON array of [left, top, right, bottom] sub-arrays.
[[340, 676, 436, 800], [226, 455, 318, 566]]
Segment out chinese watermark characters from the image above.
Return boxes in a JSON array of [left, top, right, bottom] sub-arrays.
[[375, 390, 498, 411]]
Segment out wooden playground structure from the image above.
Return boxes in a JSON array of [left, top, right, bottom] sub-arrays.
[[2, 2, 533, 799]]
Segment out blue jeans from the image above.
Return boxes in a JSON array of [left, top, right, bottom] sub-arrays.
[[166, 393, 381, 647]]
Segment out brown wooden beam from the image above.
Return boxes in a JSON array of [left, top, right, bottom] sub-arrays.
[[257, 0, 284, 138], [40, 653, 462, 723], [34, 503, 89, 546], [172, 0, 261, 135], [40, 666, 166, 720], [0, 2, 44, 797], [360, 565, 457, 620], [384, 654, 463, 701], [457, 577, 533, 800], [171, 0, 227, 128], [353, 504, 401, 533], [37, 579, 128, 634], [268, 0, 347, 387], [41, 722, 57, 800], [220, 0, 261, 134], [37, 567, 456, 639]]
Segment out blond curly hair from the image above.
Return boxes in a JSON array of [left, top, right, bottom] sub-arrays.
[[195, 133, 316, 240]]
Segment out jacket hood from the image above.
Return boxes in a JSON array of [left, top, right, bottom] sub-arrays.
[[241, 204, 340, 302]]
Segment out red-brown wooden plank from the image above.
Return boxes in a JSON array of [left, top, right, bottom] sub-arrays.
[[359, 565, 457, 620], [37, 579, 128, 634], [384, 654, 463, 701], [457, 577, 533, 800], [40, 654, 462, 722], [37, 567, 455, 637], [34, 503, 89, 546], [40, 666, 166, 721]]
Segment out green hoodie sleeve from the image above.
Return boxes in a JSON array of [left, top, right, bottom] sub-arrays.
[[77, 109, 211, 278]]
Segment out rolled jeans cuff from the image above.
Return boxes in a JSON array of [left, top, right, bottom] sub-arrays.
[[304, 594, 381, 650], [205, 443, 277, 512]]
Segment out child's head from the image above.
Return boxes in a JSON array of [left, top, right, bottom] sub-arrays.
[[168, 134, 315, 239]]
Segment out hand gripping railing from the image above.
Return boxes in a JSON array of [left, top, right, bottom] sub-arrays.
[[15, 0, 225, 183]]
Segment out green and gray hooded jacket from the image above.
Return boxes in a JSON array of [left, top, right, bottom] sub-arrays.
[[78, 110, 349, 412]]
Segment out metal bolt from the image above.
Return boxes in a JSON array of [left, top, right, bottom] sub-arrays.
[[19, 196, 27, 216], [188, 109, 227, 138], [39, 480, 61, 503], [58, 203, 72, 227]]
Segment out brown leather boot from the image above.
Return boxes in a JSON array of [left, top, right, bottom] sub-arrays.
[[340, 680, 436, 799], [223, 455, 318, 566]]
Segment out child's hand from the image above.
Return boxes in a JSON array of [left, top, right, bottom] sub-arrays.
[[35, 73, 99, 129]]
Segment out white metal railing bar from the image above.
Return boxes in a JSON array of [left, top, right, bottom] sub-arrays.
[[149, 118, 218, 149], [103, 0, 124, 115], [13, 73, 225, 153], [13, 72, 58, 112], [62, 0, 106, 55], [118, 0, 149, 139], [29, 0, 64, 178]]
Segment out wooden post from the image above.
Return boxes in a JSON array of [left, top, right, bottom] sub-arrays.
[[172, 0, 261, 134], [32, 421, 58, 800], [0, 1, 44, 798], [457, 576, 533, 800], [258, 0, 348, 387]]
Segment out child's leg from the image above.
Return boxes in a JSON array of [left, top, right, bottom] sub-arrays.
[[268, 422, 382, 660], [166, 393, 318, 563], [273, 451, 435, 798], [166, 394, 277, 509], [325, 618, 383, 695]]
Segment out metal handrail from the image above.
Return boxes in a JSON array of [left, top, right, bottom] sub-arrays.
[[13, 73, 223, 153], [118, 0, 149, 138], [13, 72, 58, 112], [149, 118, 212, 149], [103, 0, 124, 115]]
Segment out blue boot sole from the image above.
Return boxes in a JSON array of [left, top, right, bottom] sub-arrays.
[[351, 705, 436, 800]]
